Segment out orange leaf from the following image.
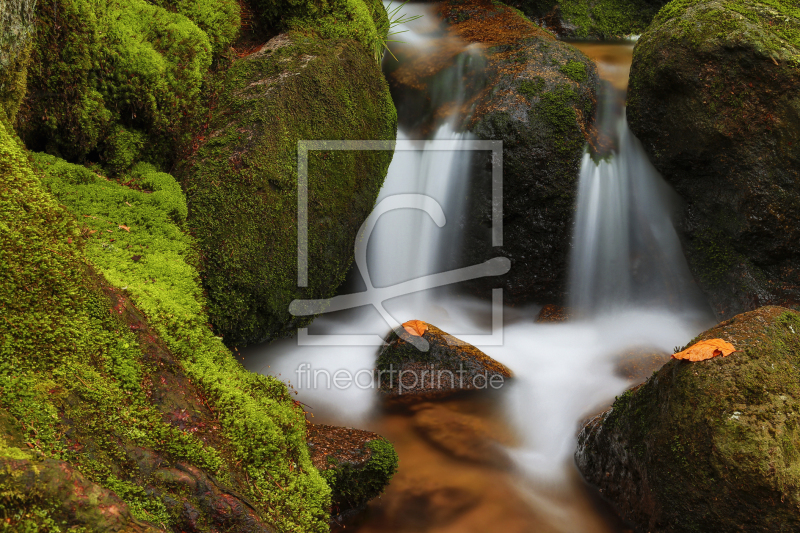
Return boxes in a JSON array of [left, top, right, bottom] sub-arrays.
[[672, 339, 736, 362], [119, 225, 130, 232], [402, 320, 428, 337]]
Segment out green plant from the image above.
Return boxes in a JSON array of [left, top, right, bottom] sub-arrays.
[[375, 1, 423, 62]]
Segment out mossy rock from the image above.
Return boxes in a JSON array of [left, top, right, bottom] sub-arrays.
[[0, 0, 35, 124], [179, 33, 397, 346], [507, 0, 671, 39], [576, 306, 800, 532], [17, 0, 223, 171], [627, 0, 800, 319], [375, 322, 513, 399], [439, 0, 598, 304], [1, 116, 335, 531], [307, 424, 398, 524]]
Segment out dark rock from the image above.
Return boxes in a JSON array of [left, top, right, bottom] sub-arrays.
[[375, 321, 513, 399], [627, 0, 800, 319], [306, 424, 398, 525], [535, 304, 573, 322], [437, 0, 598, 304], [576, 306, 800, 532], [180, 33, 397, 346]]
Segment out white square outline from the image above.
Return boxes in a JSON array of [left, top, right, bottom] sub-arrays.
[[296, 139, 504, 346]]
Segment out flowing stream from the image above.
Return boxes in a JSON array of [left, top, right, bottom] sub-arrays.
[[243, 13, 714, 533]]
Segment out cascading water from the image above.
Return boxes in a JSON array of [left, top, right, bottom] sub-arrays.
[[243, 19, 715, 533]]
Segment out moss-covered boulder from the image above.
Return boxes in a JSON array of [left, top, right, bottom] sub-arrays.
[[439, 0, 598, 303], [508, 0, 670, 39], [627, 0, 800, 318], [180, 33, 396, 346], [0, 117, 338, 531], [376, 322, 513, 399], [576, 306, 800, 532], [307, 424, 398, 525], [16, 0, 238, 172]]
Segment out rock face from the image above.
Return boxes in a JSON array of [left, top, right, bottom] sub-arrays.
[[576, 306, 800, 532], [627, 0, 800, 319], [307, 424, 398, 525], [375, 322, 512, 399], [181, 33, 396, 346], [0, 0, 35, 124], [509, 0, 670, 39], [437, 0, 598, 304]]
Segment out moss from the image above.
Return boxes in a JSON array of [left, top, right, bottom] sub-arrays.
[[518, 76, 546, 99], [146, 0, 241, 55], [511, 0, 670, 38], [322, 438, 399, 510], [18, 0, 213, 171], [560, 59, 587, 82], [180, 35, 396, 346]]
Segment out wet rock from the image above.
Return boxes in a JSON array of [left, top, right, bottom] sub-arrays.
[[411, 403, 511, 467], [535, 304, 573, 323], [306, 424, 398, 525], [576, 306, 800, 532], [613, 346, 670, 383], [627, 0, 800, 319], [375, 321, 513, 399], [180, 33, 396, 346], [437, 0, 598, 304]]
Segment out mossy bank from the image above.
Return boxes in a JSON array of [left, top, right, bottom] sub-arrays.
[[577, 306, 800, 531], [180, 33, 397, 346], [627, 0, 800, 318]]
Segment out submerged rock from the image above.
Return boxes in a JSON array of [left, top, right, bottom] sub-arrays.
[[437, 0, 598, 304], [411, 403, 512, 467], [375, 321, 513, 399], [576, 306, 800, 532], [627, 0, 800, 319], [181, 33, 396, 346], [306, 424, 398, 525]]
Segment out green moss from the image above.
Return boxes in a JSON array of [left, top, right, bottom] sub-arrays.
[[31, 150, 332, 531], [181, 35, 396, 346], [19, 0, 213, 171], [146, 0, 241, 55], [560, 60, 587, 82], [536, 85, 583, 155], [518, 76, 546, 99], [104, 475, 173, 527], [513, 0, 669, 38], [323, 438, 399, 510]]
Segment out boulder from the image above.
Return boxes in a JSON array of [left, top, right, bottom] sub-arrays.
[[0, 0, 35, 124], [627, 0, 800, 319], [576, 306, 800, 532], [437, 0, 598, 304], [375, 321, 512, 399], [507, 0, 671, 39], [306, 424, 398, 525], [180, 33, 396, 346]]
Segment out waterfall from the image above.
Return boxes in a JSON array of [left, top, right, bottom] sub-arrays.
[[568, 87, 707, 316]]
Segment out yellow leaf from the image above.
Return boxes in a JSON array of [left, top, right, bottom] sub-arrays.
[[119, 225, 130, 232], [672, 339, 736, 362]]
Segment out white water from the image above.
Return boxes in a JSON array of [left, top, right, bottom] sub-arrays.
[[243, 13, 715, 533]]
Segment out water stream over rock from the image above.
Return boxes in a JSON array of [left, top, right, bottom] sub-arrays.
[[243, 13, 714, 533]]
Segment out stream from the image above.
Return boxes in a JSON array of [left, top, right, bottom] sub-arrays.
[[244, 7, 715, 532]]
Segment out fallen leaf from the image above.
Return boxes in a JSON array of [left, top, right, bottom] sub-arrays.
[[67, 237, 72, 244], [88, 230, 97, 235], [402, 319, 428, 337], [125, 201, 132, 207], [672, 339, 736, 362], [131, 255, 142, 263], [119, 225, 130, 232]]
